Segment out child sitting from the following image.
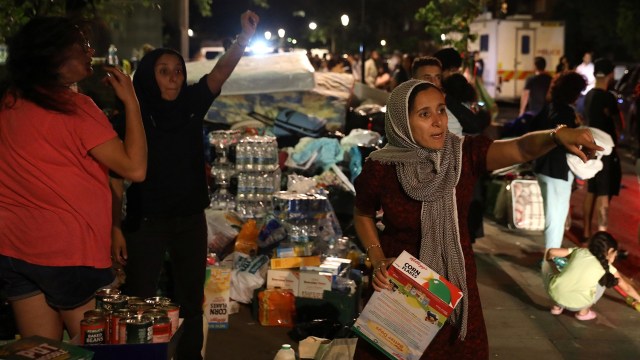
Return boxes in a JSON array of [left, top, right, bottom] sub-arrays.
[[542, 231, 640, 320]]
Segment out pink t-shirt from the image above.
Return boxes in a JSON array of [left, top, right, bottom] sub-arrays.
[[0, 93, 117, 268]]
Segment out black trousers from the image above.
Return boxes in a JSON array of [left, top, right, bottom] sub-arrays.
[[122, 212, 207, 360]]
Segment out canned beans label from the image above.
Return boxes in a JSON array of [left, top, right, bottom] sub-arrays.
[[81, 318, 105, 345]]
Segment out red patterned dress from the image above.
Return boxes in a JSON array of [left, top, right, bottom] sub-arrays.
[[353, 135, 493, 360]]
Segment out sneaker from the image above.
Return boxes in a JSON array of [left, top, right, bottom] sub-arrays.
[[575, 310, 597, 321]]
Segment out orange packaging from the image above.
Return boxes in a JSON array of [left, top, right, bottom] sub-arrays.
[[258, 288, 296, 327], [234, 219, 260, 256]]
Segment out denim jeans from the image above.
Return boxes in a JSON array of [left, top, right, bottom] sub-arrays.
[[537, 172, 574, 249]]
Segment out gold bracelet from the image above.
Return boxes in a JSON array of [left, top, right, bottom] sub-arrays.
[[550, 124, 567, 146], [365, 243, 381, 256]]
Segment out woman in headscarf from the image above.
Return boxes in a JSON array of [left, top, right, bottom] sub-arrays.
[[110, 11, 258, 360], [353, 80, 601, 359]]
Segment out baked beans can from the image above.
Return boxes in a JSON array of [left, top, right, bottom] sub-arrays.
[[84, 308, 108, 319], [101, 294, 128, 312], [81, 316, 106, 345], [95, 288, 121, 309], [124, 315, 153, 344], [125, 296, 143, 304], [158, 303, 180, 335], [145, 296, 172, 306], [142, 308, 168, 319], [110, 309, 133, 344], [151, 316, 172, 343], [129, 302, 153, 315]]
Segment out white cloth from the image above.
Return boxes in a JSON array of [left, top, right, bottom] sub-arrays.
[[576, 62, 595, 95], [566, 127, 614, 179]]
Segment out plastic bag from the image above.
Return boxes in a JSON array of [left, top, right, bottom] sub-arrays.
[[228, 252, 269, 303], [205, 209, 240, 254], [234, 219, 260, 256], [258, 288, 296, 327]]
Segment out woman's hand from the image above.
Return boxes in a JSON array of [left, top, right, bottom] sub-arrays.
[[239, 10, 259, 42], [103, 66, 138, 107], [371, 257, 395, 291], [111, 226, 128, 266], [555, 127, 604, 163]]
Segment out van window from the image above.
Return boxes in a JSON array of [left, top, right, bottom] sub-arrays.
[[480, 35, 489, 52], [521, 35, 530, 54]]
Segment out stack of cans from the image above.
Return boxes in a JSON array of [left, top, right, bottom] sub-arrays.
[[80, 289, 180, 345]]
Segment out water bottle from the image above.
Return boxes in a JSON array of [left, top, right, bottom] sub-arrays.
[[273, 344, 296, 360]]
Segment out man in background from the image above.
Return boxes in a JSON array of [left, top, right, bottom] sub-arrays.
[[519, 56, 552, 116]]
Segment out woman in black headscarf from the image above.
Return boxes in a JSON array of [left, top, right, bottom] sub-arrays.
[[353, 80, 601, 359], [110, 11, 258, 359]]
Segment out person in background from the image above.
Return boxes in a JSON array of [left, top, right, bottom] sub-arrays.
[[582, 58, 622, 242], [0, 17, 146, 342], [555, 55, 571, 74], [375, 62, 392, 91], [543, 232, 640, 320], [533, 72, 588, 250], [575, 51, 595, 116], [364, 49, 380, 88], [519, 56, 552, 117], [411, 56, 463, 135], [390, 53, 413, 90], [354, 80, 601, 359], [473, 51, 485, 84], [111, 11, 258, 360]]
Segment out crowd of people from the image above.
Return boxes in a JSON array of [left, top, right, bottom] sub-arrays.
[[0, 10, 638, 360]]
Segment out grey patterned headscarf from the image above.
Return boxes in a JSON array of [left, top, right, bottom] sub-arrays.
[[368, 79, 468, 339]]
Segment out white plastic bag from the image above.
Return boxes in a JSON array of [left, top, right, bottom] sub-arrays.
[[228, 252, 269, 303]]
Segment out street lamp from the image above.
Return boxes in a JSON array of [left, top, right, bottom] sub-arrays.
[[309, 22, 317, 31], [380, 39, 387, 47], [341, 15, 349, 27], [278, 29, 286, 38], [264, 31, 272, 40]]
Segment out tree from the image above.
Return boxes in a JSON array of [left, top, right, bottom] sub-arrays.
[[414, 0, 482, 53], [616, 0, 640, 60]]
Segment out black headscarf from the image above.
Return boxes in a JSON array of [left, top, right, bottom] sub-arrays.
[[133, 48, 188, 128]]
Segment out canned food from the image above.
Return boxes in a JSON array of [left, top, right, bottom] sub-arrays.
[[144, 296, 172, 306], [110, 309, 133, 344], [123, 315, 153, 344], [151, 316, 172, 343], [81, 316, 106, 345], [101, 294, 128, 312], [84, 308, 108, 319], [142, 308, 168, 319], [129, 302, 153, 315], [158, 303, 180, 336], [95, 288, 121, 309], [125, 296, 143, 304]]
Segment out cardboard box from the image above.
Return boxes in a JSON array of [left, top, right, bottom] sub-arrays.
[[298, 272, 333, 299], [0, 336, 93, 360], [266, 269, 300, 296], [352, 251, 463, 360], [204, 265, 232, 330], [270, 255, 321, 269]]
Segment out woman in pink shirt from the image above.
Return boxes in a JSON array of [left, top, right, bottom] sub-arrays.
[[0, 17, 146, 342]]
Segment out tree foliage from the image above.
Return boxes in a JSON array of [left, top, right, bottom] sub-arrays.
[[616, 0, 640, 60], [414, 0, 481, 53]]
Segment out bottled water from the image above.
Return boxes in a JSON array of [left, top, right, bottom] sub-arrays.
[[273, 344, 295, 360]]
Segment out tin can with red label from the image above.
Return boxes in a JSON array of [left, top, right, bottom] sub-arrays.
[[110, 309, 133, 344], [158, 303, 180, 335], [124, 315, 153, 344], [101, 294, 128, 312], [151, 316, 172, 343], [84, 308, 108, 320], [81, 316, 106, 345], [129, 302, 153, 315], [145, 296, 172, 306], [95, 288, 121, 309]]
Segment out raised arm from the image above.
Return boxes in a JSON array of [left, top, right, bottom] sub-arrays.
[[206, 10, 259, 95], [485, 126, 604, 171], [90, 66, 147, 182]]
